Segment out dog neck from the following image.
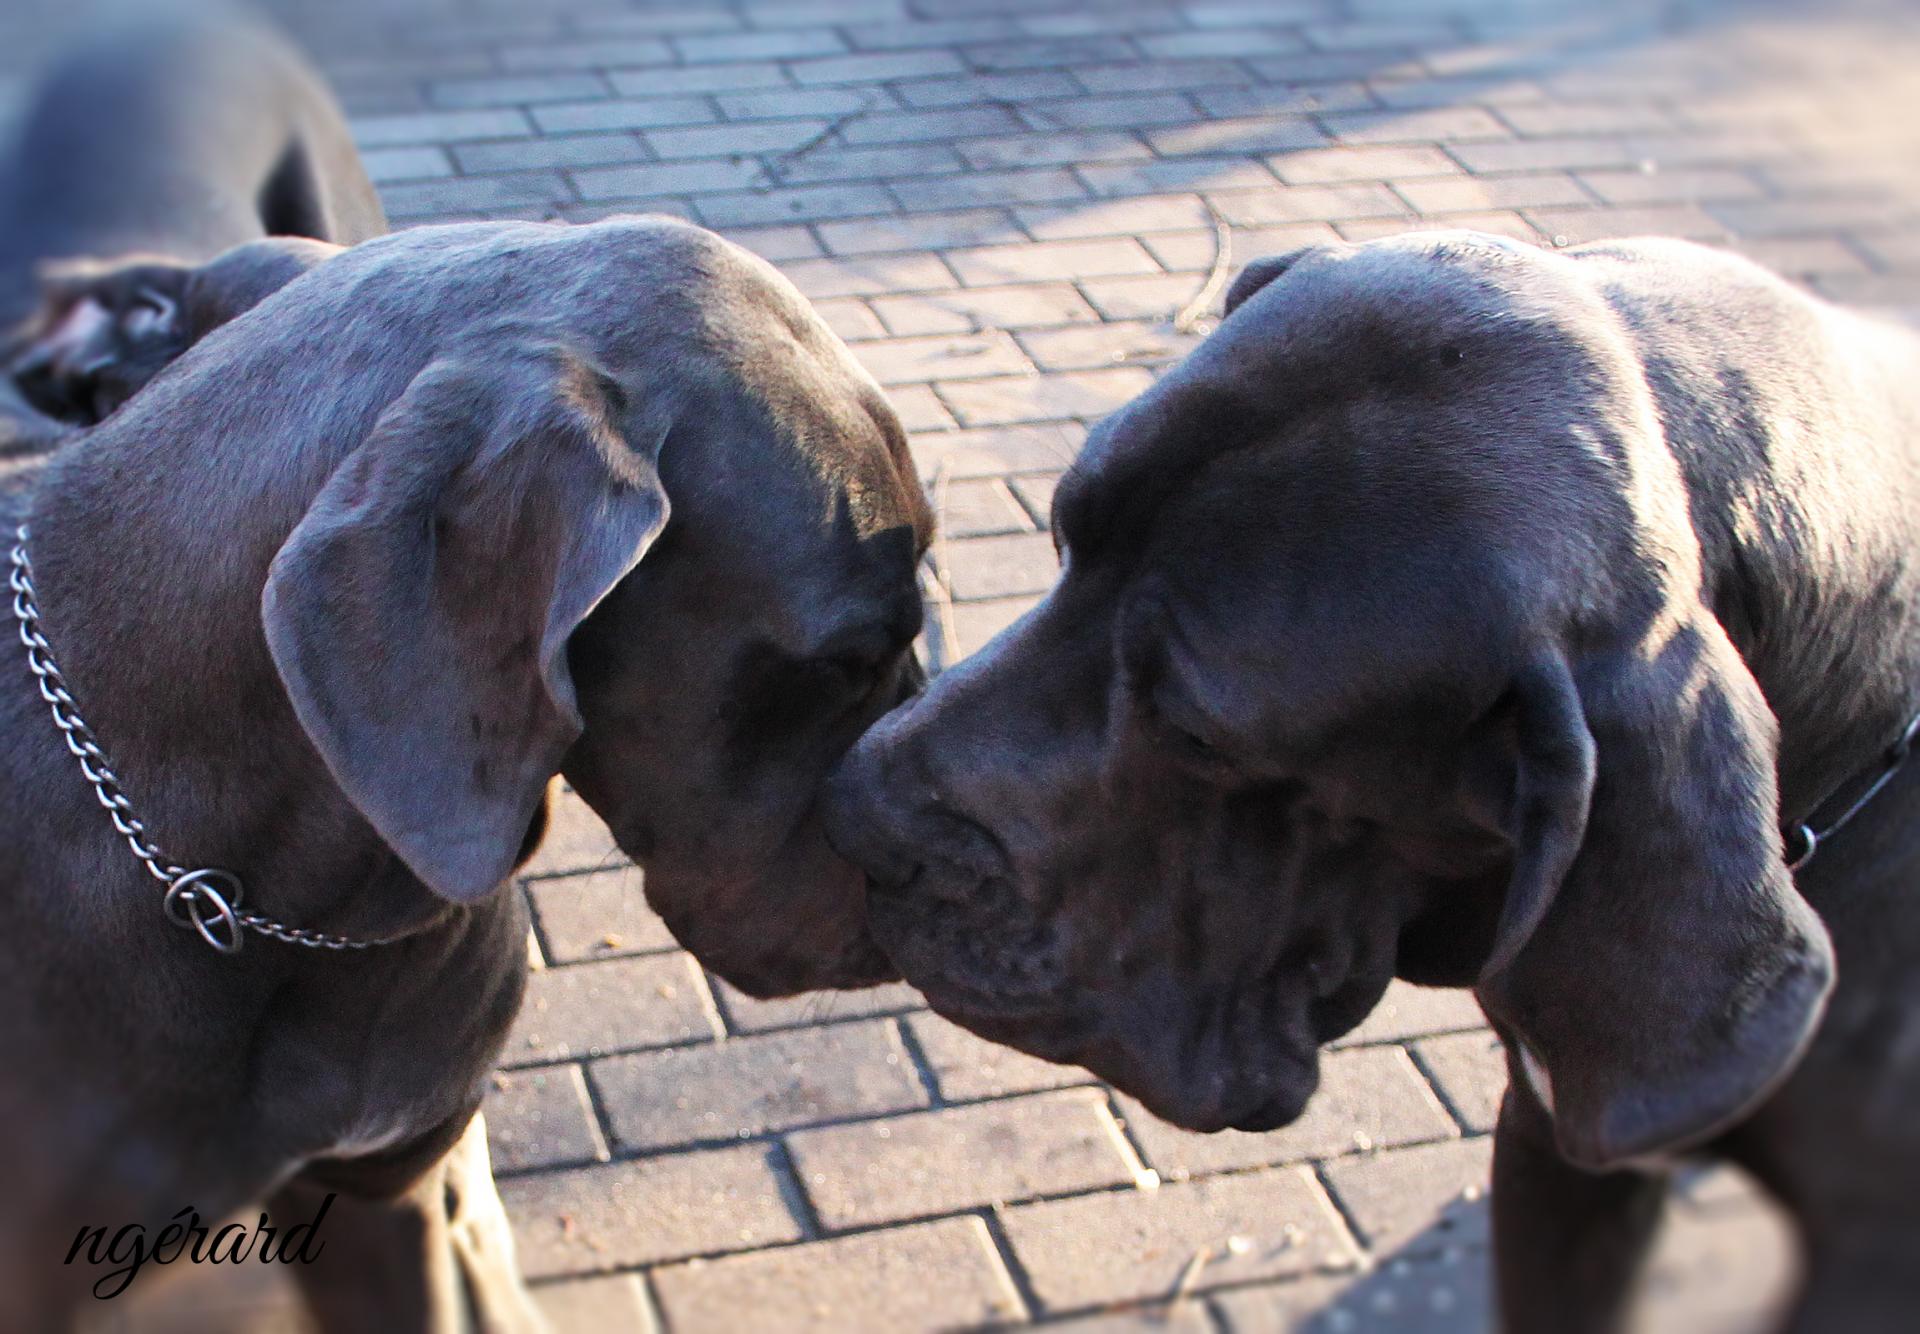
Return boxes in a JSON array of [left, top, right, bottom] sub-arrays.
[[16, 374, 468, 953], [1667, 313, 1920, 824]]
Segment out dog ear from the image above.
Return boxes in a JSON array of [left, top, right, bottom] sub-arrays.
[[1223, 247, 1324, 317], [1475, 619, 1833, 1170], [183, 237, 341, 339], [261, 347, 672, 902]]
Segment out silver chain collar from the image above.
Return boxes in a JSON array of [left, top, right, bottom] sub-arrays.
[[10, 524, 382, 954]]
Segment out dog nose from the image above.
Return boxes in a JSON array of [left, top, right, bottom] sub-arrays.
[[822, 744, 923, 890]]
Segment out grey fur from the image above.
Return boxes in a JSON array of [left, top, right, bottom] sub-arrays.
[[827, 231, 1920, 1332]]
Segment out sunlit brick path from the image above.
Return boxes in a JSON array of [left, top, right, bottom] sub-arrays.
[[12, 0, 1918, 1329]]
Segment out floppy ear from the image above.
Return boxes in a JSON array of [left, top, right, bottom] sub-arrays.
[[261, 347, 672, 902], [1475, 616, 1834, 1170], [1222, 246, 1324, 317], [183, 237, 341, 338]]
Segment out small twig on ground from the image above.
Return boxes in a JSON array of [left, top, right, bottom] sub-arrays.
[[754, 97, 877, 190], [1173, 197, 1233, 334], [920, 459, 960, 678]]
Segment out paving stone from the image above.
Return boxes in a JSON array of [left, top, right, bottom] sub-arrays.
[[354, 108, 536, 147], [1733, 235, 1872, 279], [573, 158, 764, 202], [674, 28, 847, 64], [1147, 115, 1332, 158], [853, 330, 1033, 384], [454, 134, 648, 174], [1411, 1031, 1506, 1135], [818, 208, 1022, 255], [1007, 473, 1059, 527], [775, 143, 965, 185], [888, 383, 957, 431], [714, 86, 885, 120], [873, 282, 1102, 335], [361, 145, 454, 183], [949, 594, 1046, 656], [487, 1064, 609, 1173], [1016, 320, 1200, 371], [696, 184, 898, 227], [530, 97, 716, 133], [590, 1019, 928, 1151], [525, 866, 677, 963], [1073, 59, 1253, 94], [842, 105, 1024, 145], [790, 50, 968, 85], [1046, 1302, 1216, 1333], [811, 297, 888, 342], [938, 367, 1154, 428], [1146, 223, 1337, 272], [534, 1274, 659, 1334], [710, 979, 927, 1034], [1197, 83, 1378, 119], [1023, 92, 1203, 131], [1448, 135, 1639, 174], [1498, 101, 1680, 137], [895, 70, 1083, 107], [895, 167, 1090, 211], [523, 788, 624, 878], [652, 1218, 1024, 1332], [1000, 1167, 1360, 1311], [938, 530, 1063, 599], [1080, 157, 1279, 199], [718, 223, 823, 262], [959, 131, 1154, 171], [608, 63, 790, 96], [789, 1089, 1140, 1227], [1329, 980, 1487, 1048], [782, 253, 957, 299], [1393, 172, 1593, 214], [1321, 1138, 1493, 1255], [972, 37, 1138, 71], [1627, 1196, 1801, 1334], [430, 74, 609, 109], [929, 476, 1039, 536], [946, 237, 1161, 285], [1576, 166, 1767, 206], [1211, 1259, 1493, 1334], [847, 18, 1022, 51], [1117, 1047, 1457, 1179], [1337, 211, 1541, 245], [1079, 272, 1216, 321], [1320, 107, 1512, 145], [505, 953, 717, 1066], [1371, 74, 1549, 110], [504, 1145, 802, 1277], [645, 119, 835, 159], [1139, 28, 1308, 59], [497, 39, 674, 72], [1525, 203, 1732, 244], [908, 422, 1087, 480], [381, 172, 574, 219], [1209, 182, 1410, 226], [1269, 144, 1460, 185]]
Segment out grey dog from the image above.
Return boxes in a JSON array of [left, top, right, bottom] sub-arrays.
[[827, 231, 1920, 1332], [0, 15, 384, 426], [2, 215, 928, 1330]]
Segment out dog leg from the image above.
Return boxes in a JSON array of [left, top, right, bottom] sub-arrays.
[[273, 1115, 547, 1334], [1491, 1079, 1667, 1334]]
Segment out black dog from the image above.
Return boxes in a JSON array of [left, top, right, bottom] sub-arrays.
[[828, 232, 1920, 1332], [0, 15, 383, 424]]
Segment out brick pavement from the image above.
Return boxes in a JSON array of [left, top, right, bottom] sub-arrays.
[[25, 0, 1920, 1328]]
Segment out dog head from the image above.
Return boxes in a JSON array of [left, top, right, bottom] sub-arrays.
[[826, 232, 1831, 1166], [11, 237, 340, 423], [219, 218, 932, 995]]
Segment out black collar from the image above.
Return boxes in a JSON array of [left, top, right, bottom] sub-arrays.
[[1783, 711, 1920, 871]]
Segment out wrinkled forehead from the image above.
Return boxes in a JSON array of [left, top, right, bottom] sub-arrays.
[[1053, 232, 1611, 563]]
